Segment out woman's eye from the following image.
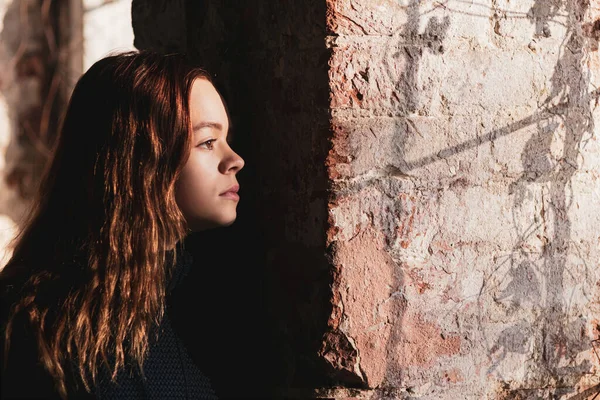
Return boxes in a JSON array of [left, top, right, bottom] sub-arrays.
[[197, 139, 216, 149]]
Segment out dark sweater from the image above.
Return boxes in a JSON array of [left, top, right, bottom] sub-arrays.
[[0, 249, 218, 399]]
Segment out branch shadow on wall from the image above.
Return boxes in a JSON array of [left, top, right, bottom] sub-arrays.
[[384, 0, 597, 395], [377, 0, 451, 394], [484, 0, 596, 390], [373, 0, 598, 395]]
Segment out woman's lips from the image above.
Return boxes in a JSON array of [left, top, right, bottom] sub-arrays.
[[220, 191, 240, 200], [220, 184, 239, 200]]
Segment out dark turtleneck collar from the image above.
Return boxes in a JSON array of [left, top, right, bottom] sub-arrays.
[[166, 243, 194, 294]]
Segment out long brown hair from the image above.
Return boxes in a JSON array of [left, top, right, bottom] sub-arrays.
[[0, 50, 210, 398]]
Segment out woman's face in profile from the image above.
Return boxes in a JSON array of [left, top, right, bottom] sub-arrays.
[[175, 78, 245, 232]]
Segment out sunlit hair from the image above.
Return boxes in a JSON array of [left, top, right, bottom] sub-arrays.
[[0, 50, 210, 398]]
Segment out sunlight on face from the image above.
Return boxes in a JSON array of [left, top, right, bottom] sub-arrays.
[[175, 78, 245, 232]]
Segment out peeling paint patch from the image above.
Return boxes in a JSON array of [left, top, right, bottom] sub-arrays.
[[442, 368, 464, 384], [397, 312, 462, 368]]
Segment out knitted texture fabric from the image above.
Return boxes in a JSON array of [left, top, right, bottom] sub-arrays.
[[93, 314, 218, 400], [93, 246, 218, 399]]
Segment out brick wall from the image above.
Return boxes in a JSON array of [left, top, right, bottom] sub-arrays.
[[324, 0, 600, 398], [122, 0, 600, 398]]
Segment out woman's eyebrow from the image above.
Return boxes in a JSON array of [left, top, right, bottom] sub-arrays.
[[193, 121, 223, 132], [193, 121, 235, 142]]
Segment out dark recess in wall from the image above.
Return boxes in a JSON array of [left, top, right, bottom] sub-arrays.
[[133, 1, 335, 398]]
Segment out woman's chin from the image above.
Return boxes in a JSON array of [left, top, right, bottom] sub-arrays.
[[188, 215, 237, 232]]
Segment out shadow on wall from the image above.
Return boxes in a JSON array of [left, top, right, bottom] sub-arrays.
[[133, 1, 333, 398], [378, 0, 451, 392], [383, 0, 598, 394], [490, 0, 596, 388]]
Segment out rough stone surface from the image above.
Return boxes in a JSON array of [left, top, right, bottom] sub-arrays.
[[131, 0, 186, 54], [113, 0, 600, 398], [325, 0, 600, 398]]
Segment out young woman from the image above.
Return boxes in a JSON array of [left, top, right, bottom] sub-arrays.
[[0, 50, 244, 399]]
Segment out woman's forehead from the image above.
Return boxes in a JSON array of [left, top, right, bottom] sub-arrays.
[[189, 79, 229, 130]]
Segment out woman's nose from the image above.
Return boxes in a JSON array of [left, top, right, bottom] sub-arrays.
[[224, 149, 244, 174], [231, 153, 244, 172]]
